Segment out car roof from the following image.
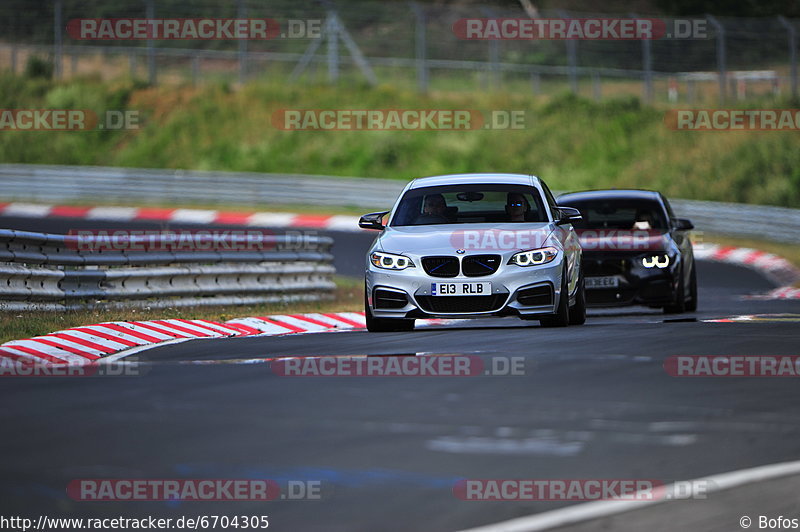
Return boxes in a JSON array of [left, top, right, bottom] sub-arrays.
[[557, 189, 663, 203], [408, 173, 539, 189]]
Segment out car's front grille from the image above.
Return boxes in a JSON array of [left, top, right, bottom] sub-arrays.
[[516, 285, 553, 306], [422, 256, 459, 277], [462, 255, 501, 277], [374, 289, 408, 309], [583, 257, 629, 276], [416, 294, 506, 313]]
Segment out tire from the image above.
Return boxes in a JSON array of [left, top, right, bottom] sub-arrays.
[[663, 265, 686, 314], [540, 268, 570, 328], [685, 263, 698, 312], [365, 292, 415, 332], [568, 273, 587, 325]]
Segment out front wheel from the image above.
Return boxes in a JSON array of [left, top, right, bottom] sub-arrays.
[[568, 273, 587, 325], [663, 265, 686, 314], [365, 292, 415, 332], [685, 264, 698, 312], [540, 269, 570, 328]]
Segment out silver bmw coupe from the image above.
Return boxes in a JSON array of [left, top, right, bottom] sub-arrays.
[[359, 173, 586, 332]]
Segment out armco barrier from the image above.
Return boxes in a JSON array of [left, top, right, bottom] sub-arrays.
[[1, 164, 799, 243], [0, 229, 335, 311]]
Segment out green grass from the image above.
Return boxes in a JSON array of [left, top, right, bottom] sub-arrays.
[[1, 74, 799, 208], [0, 276, 363, 345]]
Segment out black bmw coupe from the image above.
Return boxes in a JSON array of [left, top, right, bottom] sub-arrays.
[[558, 189, 697, 313]]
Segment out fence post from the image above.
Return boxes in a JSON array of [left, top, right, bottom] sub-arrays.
[[592, 71, 601, 100], [53, 0, 63, 79], [779, 16, 798, 98], [481, 7, 500, 89], [530, 71, 541, 94], [707, 15, 726, 103], [146, 0, 156, 85], [192, 54, 200, 86], [409, 2, 428, 93], [327, 12, 339, 83], [631, 12, 653, 104], [558, 10, 578, 94], [238, 0, 247, 84]]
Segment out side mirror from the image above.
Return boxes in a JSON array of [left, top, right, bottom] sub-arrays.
[[359, 211, 389, 230], [672, 218, 694, 231], [555, 206, 582, 225]]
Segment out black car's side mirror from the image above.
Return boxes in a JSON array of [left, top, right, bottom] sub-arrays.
[[672, 218, 694, 231], [555, 207, 583, 225], [359, 211, 389, 230]]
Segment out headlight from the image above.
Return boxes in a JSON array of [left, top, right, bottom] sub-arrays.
[[370, 251, 415, 270], [508, 247, 558, 267], [642, 254, 670, 268]]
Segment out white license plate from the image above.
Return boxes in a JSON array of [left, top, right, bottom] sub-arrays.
[[431, 282, 491, 296], [585, 276, 619, 289]]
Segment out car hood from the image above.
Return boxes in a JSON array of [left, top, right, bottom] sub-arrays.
[[377, 223, 556, 255]]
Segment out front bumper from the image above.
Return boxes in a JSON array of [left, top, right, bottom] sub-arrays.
[[366, 258, 565, 319], [582, 254, 679, 307]]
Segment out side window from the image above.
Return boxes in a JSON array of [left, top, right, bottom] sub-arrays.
[[539, 182, 560, 220]]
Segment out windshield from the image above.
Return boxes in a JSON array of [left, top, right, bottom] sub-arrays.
[[391, 184, 548, 226], [559, 198, 669, 233]]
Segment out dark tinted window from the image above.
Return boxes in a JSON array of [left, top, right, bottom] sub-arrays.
[[391, 184, 548, 226], [558, 198, 669, 233]]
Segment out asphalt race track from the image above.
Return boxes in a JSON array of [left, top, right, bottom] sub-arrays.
[[1, 214, 800, 531]]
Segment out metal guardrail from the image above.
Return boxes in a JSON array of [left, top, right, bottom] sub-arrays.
[[0, 228, 336, 311], [0, 164, 407, 209], [669, 198, 800, 244], [2, 164, 799, 244]]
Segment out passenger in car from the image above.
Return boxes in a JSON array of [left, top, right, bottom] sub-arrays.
[[506, 192, 531, 222], [415, 194, 450, 224]]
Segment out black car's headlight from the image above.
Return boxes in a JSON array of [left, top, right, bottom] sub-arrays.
[[508, 247, 558, 267], [642, 254, 670, 268], [370, 251, 415, 270]]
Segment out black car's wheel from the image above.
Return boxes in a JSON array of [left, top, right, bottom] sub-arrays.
[[685, 263, 698, 312], [568, 272, 587, 325], [663, 265, 686, 314], [540, 269, 570, 327], [365, 292, 415, 332]]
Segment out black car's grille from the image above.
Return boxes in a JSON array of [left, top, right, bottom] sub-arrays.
[[462, 255, 501, 277], [583, 257, 630, 276], [422, 256, 459, 278], [373, 289, 408, 309], [416, 294, 506, 313], [516, 285, 553, 307]]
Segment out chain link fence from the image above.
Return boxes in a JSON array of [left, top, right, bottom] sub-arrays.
[[0, 0, 797, 103]]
